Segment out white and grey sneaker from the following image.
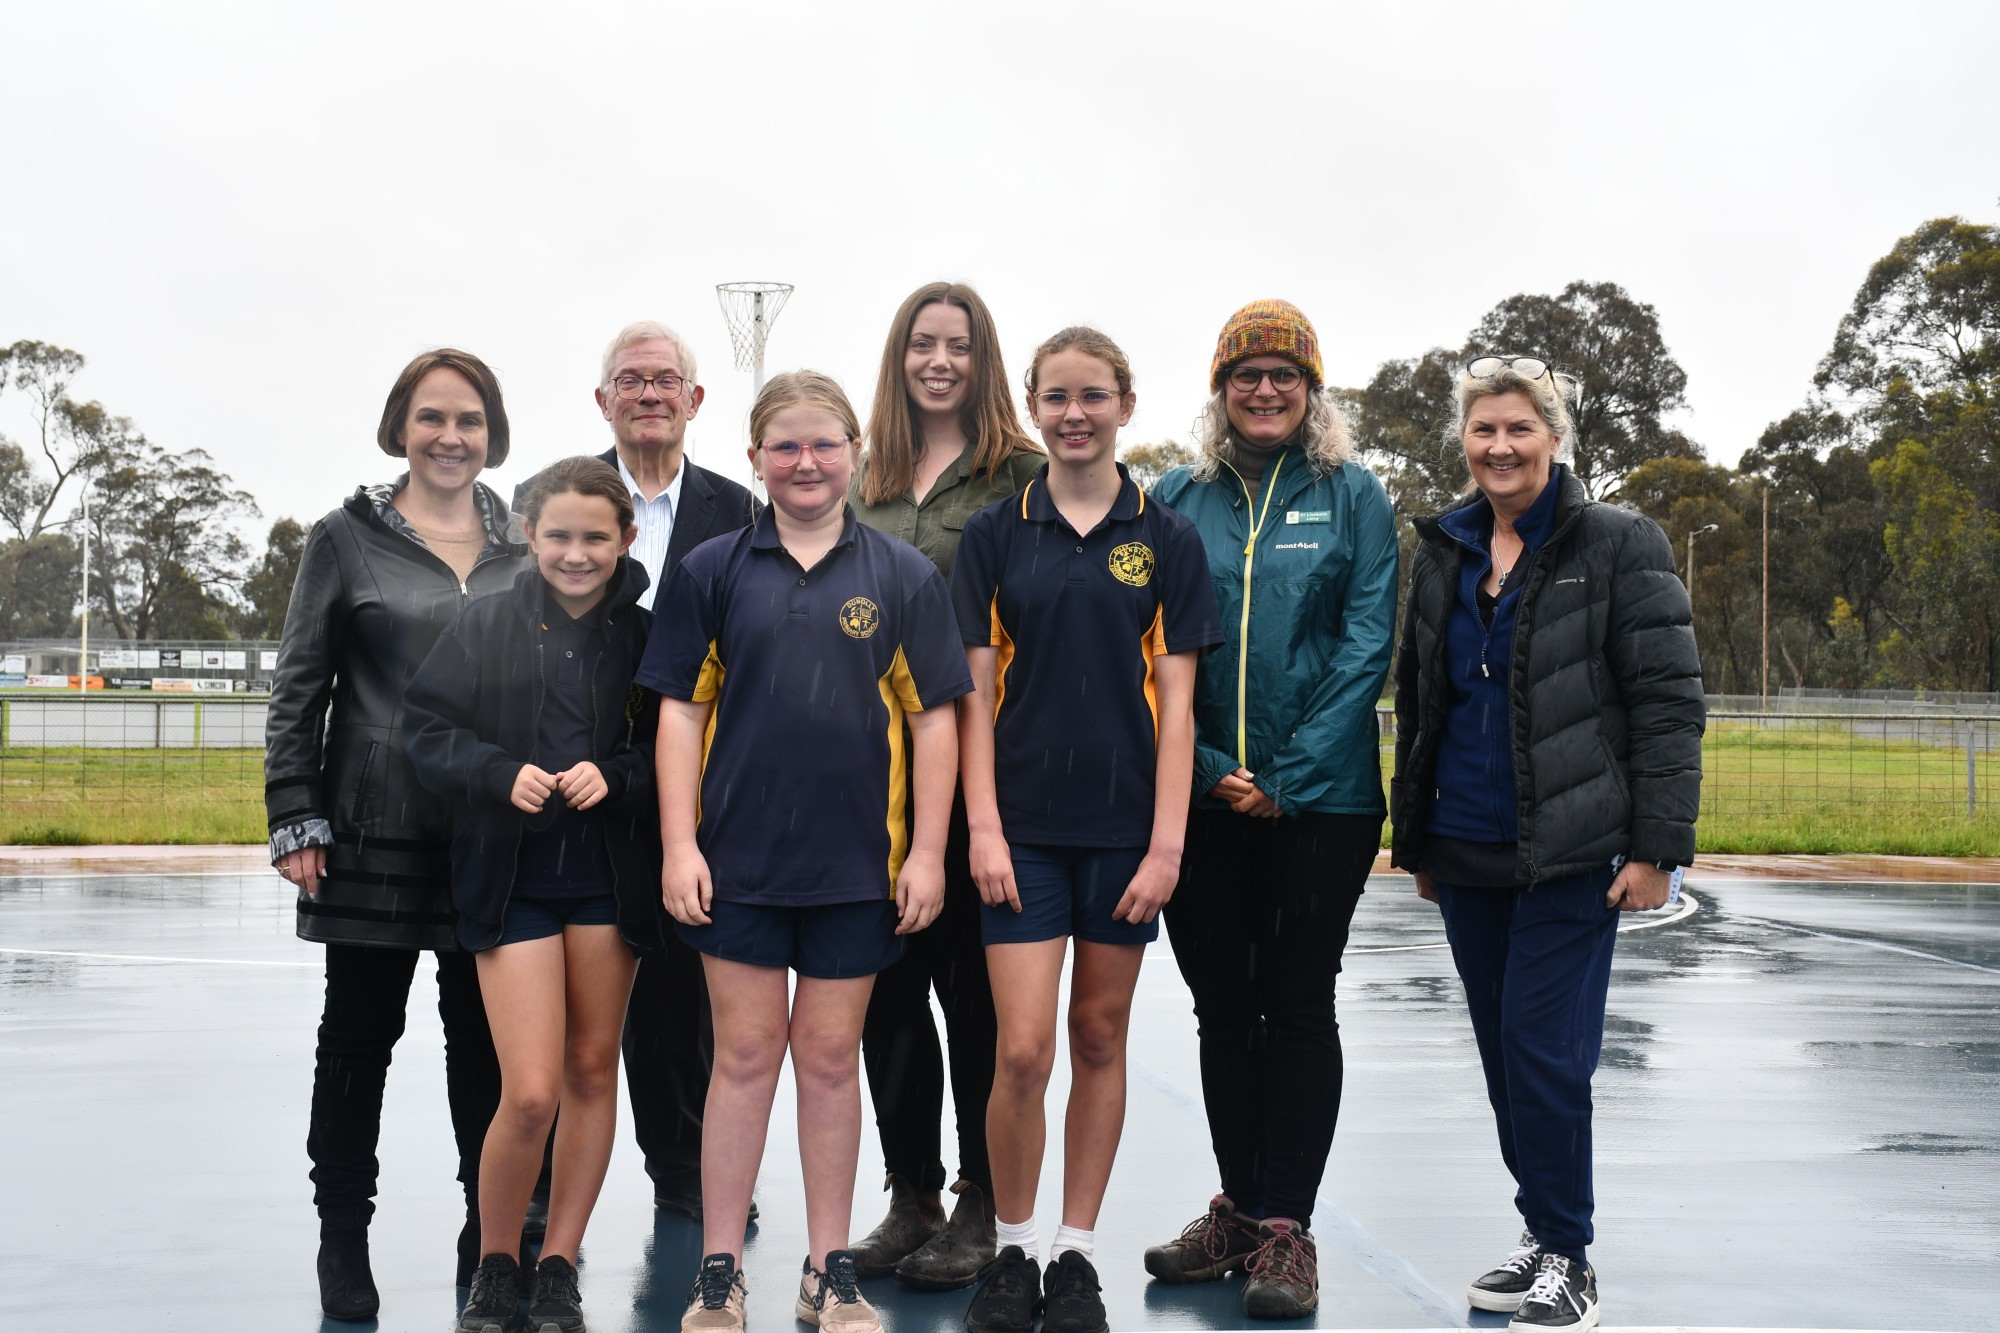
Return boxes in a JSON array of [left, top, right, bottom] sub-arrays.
[[1467, 1230, 1541, 1311], [1507, 1253, 1597, 1332]]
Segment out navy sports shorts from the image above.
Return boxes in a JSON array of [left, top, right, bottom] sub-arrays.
[[676, 897, 904, 979], [492, 892, 619, 948], [981, 843, 1158, 946]]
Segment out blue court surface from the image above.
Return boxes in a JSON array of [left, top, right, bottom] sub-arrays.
[[2, 853, 1996, 1332]]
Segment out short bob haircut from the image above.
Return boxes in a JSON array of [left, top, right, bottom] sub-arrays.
[[376, 347, 512, 468]]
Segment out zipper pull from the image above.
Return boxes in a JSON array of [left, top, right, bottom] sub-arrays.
[[1481, 662, 1489, 678]]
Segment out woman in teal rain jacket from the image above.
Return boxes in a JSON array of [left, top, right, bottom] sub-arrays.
[[1144, 299, 1397, 1321]]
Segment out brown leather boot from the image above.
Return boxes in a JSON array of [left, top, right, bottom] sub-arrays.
[[847, 1173, 944, 1278], [894, 1178, 998, 1291]]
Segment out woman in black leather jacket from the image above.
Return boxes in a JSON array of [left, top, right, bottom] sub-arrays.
[[263, 348, 528, 1320]]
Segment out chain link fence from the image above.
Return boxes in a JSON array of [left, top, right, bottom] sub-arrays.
[[5, 693, 1996, 848]]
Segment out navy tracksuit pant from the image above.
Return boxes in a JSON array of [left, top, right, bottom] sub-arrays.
[[1434, 867, 1618, 1266]]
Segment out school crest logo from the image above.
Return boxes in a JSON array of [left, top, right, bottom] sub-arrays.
[[839, 596, 880, 639], [1108, 542, 1155, 587]]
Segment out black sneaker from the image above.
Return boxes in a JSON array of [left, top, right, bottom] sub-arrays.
[[1041, 1251, 1108, 1333], [526, 1253, 585, 1332], [964, 1244, 1042, 1333], [458, 1252, 523, 1333], [680, 1253, 748, 1333], [1507, 1254, 1598, 1332], [1468, 1230, 1542, 1312]]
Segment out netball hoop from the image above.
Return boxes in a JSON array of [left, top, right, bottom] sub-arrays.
[[715, 281, 794, 399]]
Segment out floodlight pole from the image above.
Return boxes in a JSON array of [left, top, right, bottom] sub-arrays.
[[1686, 523, 1719, 668], [1761, 485, 1770, 710], [78, 478, 91, 695]]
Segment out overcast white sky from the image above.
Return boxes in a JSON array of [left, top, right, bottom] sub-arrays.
[[4, 0, 1997, 538]]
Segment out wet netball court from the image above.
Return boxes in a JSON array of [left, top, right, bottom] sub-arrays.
[[2, 850, 1995, 1332]]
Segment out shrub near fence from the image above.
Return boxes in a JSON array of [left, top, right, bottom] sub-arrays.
[[4, 697, 1998, 854]]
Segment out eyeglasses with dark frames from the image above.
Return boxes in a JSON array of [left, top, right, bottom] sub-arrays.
[[1466, 355, 1551, 382], [1226, 365, 1308, 393], [610, 372, 689, 401]]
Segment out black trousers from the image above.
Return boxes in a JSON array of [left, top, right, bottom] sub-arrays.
[[621, 929, 714, 1192], [307, 943, 499, 1221], [858, 795, 996, 1193], [1162, 809, 1379, 1229]]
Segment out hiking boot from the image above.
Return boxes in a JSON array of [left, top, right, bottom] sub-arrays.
[[523, 1185, 550, 1243], [1508, 1254, 1598, 1332], [850, 1172, 946, 1277], [1042, 1250, 1108, 1333], [526, 1253, 585, 1333], [896, 1178, 997, 1290], [655, 1183, 760, 1225], [458, 1253, 523, 1333], [795, 1250, 882, 1333], [316, 1216, 380, 1321], [1242, 1219, 1317, 1319], [681, 1253, 747, 1333], [1142, 1193, 1260, 1284], [964, 1244, 1042, 1333], [1468, 1230, 1543, 1312]]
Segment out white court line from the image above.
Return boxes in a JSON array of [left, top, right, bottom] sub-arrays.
[[0, 947, 315, 968], [1344, 892, 1703, 955], [1724, 915, 2000, 975]]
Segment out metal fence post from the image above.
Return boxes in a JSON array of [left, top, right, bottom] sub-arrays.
[[1970, 721, 1979, 818]]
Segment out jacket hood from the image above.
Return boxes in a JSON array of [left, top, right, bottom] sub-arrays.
[[346, 477, 527, 553]]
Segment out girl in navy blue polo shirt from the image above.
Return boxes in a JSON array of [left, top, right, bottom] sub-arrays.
[[403, 456, 667, 1333], [952, 327, 1223, 1333], [640, 371, 973, 1333]]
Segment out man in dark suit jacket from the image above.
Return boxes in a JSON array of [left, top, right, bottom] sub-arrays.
[[513, 320, 755, 1219]]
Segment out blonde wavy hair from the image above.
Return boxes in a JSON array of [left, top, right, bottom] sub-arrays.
[[1187, 384, 1356, 481]]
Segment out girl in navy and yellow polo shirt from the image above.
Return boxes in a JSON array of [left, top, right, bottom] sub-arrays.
[[952, 327, 1222, 1333], [640, 371, 972, 1333]]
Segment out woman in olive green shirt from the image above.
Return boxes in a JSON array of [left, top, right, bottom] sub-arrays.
[[848, 281, 1043, 1289]]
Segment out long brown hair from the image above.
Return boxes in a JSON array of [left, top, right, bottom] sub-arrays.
[[859, 281, 1040, 506]]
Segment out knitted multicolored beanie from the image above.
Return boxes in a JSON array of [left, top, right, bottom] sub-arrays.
[[1209, 299, 1323, 390]]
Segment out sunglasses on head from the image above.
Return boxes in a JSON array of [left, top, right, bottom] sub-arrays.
[[1466, 355, 1551, 381]]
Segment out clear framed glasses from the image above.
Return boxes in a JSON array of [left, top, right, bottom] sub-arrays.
[[610, 371, 688, 400], [760, 437, 851, 466], [1466, 355, 1551, 381], [1034, 389, 1121, 414], [1226, 365, 1307, 393]]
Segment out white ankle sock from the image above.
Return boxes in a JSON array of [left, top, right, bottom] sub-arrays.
[[1052, 1224, 1094, 1261], [995, 1217, 1037, 1255]]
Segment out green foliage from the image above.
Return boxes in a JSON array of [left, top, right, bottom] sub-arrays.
[[1119, 438, 1197, 490], [236, 517, 308, 640], [85, 444, 260, 640], [1467, 280, 1703, 499]]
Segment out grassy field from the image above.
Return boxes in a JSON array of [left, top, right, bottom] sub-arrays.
[[4, 724, 1997, 854], [0, 748, 267, 845]]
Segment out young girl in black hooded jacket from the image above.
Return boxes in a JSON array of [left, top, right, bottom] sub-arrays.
[[405, 454, 668, 1333]]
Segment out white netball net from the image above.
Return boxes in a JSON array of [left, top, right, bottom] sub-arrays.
[[715, 281, 794, 391]]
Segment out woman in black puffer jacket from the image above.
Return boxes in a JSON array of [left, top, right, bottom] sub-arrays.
[[1390, 355, 1702, 1333], [264, 348, 527, 1320]]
